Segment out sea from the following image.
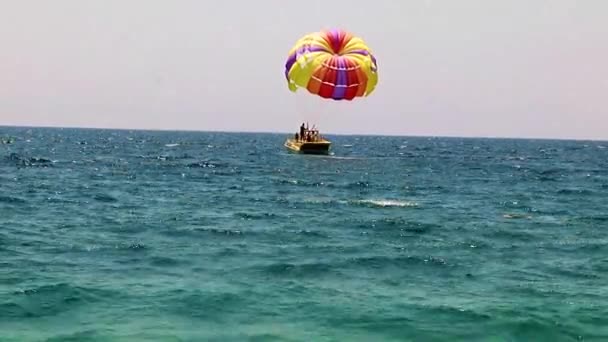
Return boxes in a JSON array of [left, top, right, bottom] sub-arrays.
[[1, 126, 607, 341]]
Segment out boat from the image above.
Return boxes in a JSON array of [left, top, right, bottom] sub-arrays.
[[284, 129, 331, 155], [284, 137, 331, 154]]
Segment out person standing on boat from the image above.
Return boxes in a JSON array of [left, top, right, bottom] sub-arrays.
[[299, 123, 305, 141]]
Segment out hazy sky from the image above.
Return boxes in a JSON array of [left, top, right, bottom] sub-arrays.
[[1, 1, 607, 139]]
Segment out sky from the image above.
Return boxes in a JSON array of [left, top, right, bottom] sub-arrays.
[[1, 0, 607, 140]]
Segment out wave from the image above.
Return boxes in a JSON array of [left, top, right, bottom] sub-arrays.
[[3, 152, 54, 168], [346, 217, 438, 234], [233, 212, 282, 220], [260, 261, 335, 278], [5, 283, 123, 318], [285, 196, 419, 209], [345, 254, 449, 269], [163, 290, 257, 320], [354, 199, 418, 208], [40, 330, 109, 342], [272, 178, 389, 190], [0, 195, 27, 204], [252, 254, 452, 281]]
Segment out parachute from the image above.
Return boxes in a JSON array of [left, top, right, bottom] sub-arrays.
[[284, 28, 378, 101]]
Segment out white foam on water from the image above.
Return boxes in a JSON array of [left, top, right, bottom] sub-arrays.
[[357, 199, 419, 207]]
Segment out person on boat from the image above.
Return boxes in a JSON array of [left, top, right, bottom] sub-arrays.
[[300, 123, 305, 140]]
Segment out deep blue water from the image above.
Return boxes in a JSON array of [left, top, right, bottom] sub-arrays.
[[1, 126, 608, 341]]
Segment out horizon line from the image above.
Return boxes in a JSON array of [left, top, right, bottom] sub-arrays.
[[1, 124, 607, 143]]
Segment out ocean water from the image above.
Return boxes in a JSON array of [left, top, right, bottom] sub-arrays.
[[1, 126, 607, 341]]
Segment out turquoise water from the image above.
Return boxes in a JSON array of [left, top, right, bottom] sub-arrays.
[[1, 126, 607, 341]]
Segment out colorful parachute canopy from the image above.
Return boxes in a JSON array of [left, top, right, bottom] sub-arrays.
[[284, 28, 378, 101]]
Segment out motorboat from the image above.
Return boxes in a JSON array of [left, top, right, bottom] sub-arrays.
[[284, 129, 331, 155]]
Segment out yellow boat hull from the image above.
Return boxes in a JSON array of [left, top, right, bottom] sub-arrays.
[[284, 138, 331, 155]]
